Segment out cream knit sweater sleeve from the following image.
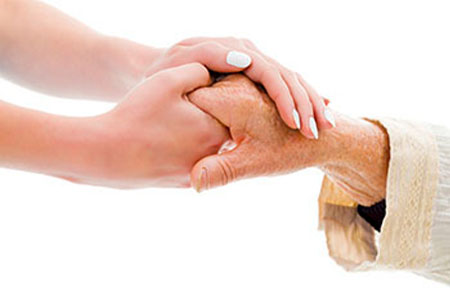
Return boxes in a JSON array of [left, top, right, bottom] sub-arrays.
[[318, 118, 450, 284]]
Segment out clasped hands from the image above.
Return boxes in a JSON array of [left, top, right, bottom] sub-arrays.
[[0, 1, 390, 210], [67, 60, 389, 207]]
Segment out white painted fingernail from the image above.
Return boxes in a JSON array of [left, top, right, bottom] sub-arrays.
[[324, 108, 336, 127], [292, 109, 301, 129], [309, 117, 319, 139], [226, 51, 252, 68]]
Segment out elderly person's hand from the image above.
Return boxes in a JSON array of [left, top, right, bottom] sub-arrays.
[[188, 74, 389, 206]]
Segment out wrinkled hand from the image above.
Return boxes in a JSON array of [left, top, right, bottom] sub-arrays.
[[188, 74, 389, 206], [188, 74, 325, 191]]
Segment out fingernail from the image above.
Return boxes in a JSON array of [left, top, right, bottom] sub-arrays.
[[323, 108, 336, 127], [226, 51, 252, 68], [309, 117, 319, 139], [292, 109, 301, 129], [196, 167, 208, 193]]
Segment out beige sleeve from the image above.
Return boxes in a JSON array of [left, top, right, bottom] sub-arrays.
[[318, 118, 450, 284]]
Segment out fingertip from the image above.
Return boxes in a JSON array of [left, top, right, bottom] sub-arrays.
[[299, 116, 319, 140], [226, 50, 252, 69], [190, 162, 206, 193], [315, 112, 334, 130], [323, 107, 336, 128], [281, 110, 298, 130], [313, 105, 335, 130], [300, 130, 316, 140], [317, 120, 334, 130], [307, 93, 335, 130], [309, 117, 319, 140], [272, 96, 297, 129], [296, 75, 334, 130], [292, 108, 301, 130], [191, 156, 220, 193], [195, 168, 209, 193], [274, 94, 299, 130]]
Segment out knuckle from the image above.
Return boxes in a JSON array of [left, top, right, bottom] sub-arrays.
[[260, 66, 279, 82], [196, 42, 221, 57], [176, 42, 219, 63], [167, 44, 180, 54], [217, 157, 236, 186], [166, 44, 186, 57], [260, 68, 284, 99], [281, 70, 297, 85]]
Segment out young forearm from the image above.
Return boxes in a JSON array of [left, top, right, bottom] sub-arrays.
[[0, 0, 162, 101], [0, 100, 107, 181]]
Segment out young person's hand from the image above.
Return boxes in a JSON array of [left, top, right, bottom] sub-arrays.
[[145, 37, 335, 139], [0, 0, 333, 139], [76, 63, 228, 188], [0, 63, 228, 188]]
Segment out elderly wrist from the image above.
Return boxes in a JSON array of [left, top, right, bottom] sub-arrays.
[[318, 115, 390, 205], [321, 114, 367, 166]]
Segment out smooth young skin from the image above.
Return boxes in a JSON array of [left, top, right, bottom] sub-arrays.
[[0, 0, 159, 100], [0, 64, 228, 188], [0, 0, 332, 139], [189, 75, 389, 206]]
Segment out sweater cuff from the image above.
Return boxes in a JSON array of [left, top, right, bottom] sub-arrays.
[[318, 118, 439, 272]]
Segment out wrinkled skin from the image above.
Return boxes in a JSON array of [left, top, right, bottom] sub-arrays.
[[188, 74, 389, 206]]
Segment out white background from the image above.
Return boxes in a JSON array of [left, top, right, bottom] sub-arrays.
[[1, 0, 449, 298]]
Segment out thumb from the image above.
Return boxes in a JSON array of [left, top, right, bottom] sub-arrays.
[[191, 145, 247, 192]]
